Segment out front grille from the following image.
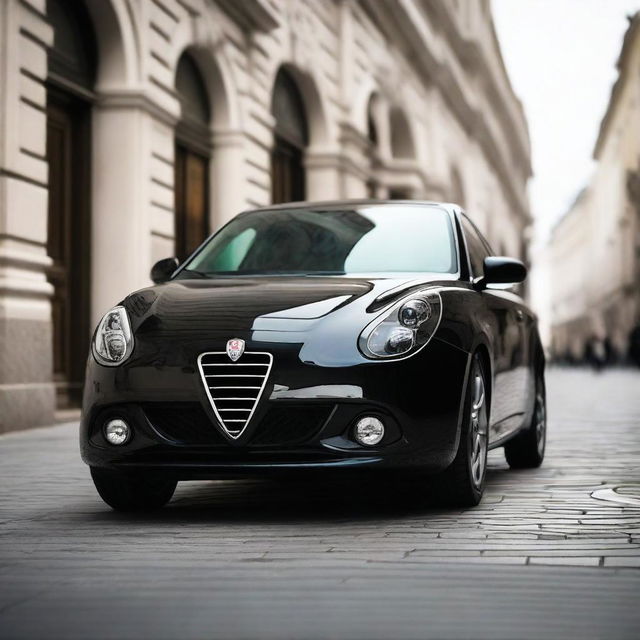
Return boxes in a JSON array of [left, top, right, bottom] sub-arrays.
[[197, 351, 273, 438]]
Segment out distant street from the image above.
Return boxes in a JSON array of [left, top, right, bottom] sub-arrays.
[[1, 368, 639, 639]]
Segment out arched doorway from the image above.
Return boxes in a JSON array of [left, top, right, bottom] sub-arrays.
[[174, 52, 211, 262], [388, 106, 415, 199], [46, 0, 97, 407], [390, 107, 415, 159], [271, 68, 308, 204]]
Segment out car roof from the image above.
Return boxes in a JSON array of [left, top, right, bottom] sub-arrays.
[[241, 199, 462, 215]]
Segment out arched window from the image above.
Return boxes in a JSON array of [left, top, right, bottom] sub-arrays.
[[366, 94, 380, 198], [174, 52, 211, 262], [46, 0, 97, 407], [389, 107, 415, 159], [271, 68, 308, 204], [367, 105, 378, 148]]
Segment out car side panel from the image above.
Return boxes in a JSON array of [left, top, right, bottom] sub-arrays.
[[481, 289, 531, 442], [452, 210, 537, 445], [436, 286, 535, 445]]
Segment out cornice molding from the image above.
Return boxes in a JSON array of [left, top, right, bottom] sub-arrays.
[[594, 14, 639, 158], [422, 0, 530, 164], [215, 0, 279, 33], [305, 149, 370, 182], [339, 122, 372, 154], [95, 90, 180, 127], [358, 0, 531, 223]]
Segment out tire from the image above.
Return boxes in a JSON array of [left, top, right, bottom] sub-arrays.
[[432, 353, 489, 507], [504, 372, 546, 469], [90, 467, 177, 512]]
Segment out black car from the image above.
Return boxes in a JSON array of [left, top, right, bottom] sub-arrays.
[[82, 200, 546, 510]]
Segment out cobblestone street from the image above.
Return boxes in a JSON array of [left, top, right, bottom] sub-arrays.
[[1, 368, 639, 638]]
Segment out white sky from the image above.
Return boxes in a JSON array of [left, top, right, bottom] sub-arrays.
[[492, 0, 640, 241]]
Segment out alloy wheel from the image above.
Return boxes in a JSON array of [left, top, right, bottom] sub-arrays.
[[535, 390, 546, 457], [469, 367, 488, 488]]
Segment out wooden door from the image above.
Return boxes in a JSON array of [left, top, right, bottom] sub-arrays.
[[175, 144, 209, 262], [46, 96, 91, 408], [388, 187, 413, 200], [271, 136, 305, 204]]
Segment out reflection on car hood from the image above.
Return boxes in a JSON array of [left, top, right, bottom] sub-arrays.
[[122, 274, 457, 365], [125, 275, 455, 326]]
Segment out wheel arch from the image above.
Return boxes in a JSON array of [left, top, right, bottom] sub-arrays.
[[533, 331, 546, 376]]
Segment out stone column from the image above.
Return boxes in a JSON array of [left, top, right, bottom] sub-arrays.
[[305, 150, 343, 201], [338, 123, 371, 199], [90, 95, 180, 326], [90, 101, 150, 324], [211, 130, 248, 227], [0, 0, 56, 432]]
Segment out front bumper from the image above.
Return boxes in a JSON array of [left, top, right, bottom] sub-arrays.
[[81, 337, 470, 477]]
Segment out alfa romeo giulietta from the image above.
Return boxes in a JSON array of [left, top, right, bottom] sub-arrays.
[[81, 201, 546, 510]]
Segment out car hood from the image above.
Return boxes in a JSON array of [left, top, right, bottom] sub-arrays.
[[122, 274, 456, 367]]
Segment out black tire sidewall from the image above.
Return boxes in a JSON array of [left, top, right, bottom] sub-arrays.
[[90, 467, 177, 511], [504, 368, 546, 468]]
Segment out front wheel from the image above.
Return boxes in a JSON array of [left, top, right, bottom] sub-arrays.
[[432, 353, 488, 507], [504, 372, 546, 469], [90, 467, 177, 512]]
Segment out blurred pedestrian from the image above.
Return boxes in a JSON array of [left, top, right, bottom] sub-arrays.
[[587, 334, 606, 371]]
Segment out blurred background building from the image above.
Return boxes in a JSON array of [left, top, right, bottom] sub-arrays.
[[0, 0, 531, 432], [549, 12, 639, 363]]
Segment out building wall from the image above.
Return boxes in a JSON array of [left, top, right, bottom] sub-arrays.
[[0, 0, 531, 432], [549, 13, 640, 361]]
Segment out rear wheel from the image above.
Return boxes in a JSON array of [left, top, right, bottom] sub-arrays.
[[504, 372, 546, 469], [432, 353, 488, 507], [90, 467, 177, 512]]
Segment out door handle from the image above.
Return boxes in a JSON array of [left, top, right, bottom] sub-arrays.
[[516, 309, 524, 322]]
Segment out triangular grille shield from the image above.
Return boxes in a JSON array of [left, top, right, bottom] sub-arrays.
[[197, 351, 273, 439]]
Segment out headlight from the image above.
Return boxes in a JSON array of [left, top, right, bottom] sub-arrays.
[[92, 306, 134, 366], [359, 291, 442, 359], [399, 298, 431, 327]]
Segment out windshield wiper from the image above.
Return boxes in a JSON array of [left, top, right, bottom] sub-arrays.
[[176, 269, 347, 278], [176, 268, 210, 279]]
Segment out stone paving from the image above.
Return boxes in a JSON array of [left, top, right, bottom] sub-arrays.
[[1, 367, 639, 638]]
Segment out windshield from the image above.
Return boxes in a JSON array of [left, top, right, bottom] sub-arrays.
[[180, 204, 457, 277]]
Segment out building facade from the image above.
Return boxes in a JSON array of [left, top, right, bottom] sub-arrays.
[[550, 13, 640, 362], [0, 0, 531, 432]]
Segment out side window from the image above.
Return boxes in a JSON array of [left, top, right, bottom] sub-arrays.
[[461, 216, 490, 279]]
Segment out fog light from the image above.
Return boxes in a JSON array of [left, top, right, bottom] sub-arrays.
[[354, 416, 385, 446], [104, 418, 131, 445]]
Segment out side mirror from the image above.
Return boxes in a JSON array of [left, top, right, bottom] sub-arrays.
[[150, 257, 179, 284], [476, 256, 527, 289]]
